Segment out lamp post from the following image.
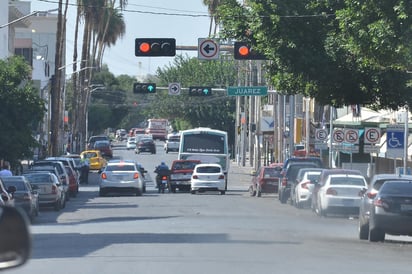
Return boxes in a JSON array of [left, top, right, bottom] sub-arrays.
[[85, 85, 105, 148]]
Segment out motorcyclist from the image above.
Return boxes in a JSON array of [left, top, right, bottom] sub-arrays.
[[154, 161, 170, 191]]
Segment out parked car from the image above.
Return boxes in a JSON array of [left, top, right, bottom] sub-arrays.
[[290, 168, 324, 208], [29, 160, 70, 201], [279, 162, 320, 203], [169, 159, 201, 193], [281, 157, 324, 173], [93, 140, 113, 158], [1, 176, 39, 223], [191, 163, 226, 195], [315, 172, 367, 217], [358, 173, 412, 240], [249, 164, 283, 197], [366, 180, 412, 242], [0, 177, 15, 207], [46, 157, 79, 197], [80, 150, 107, 171], [99, 160, 145, 197], [164, 133, 180, 153], [24, 172, 66, 211], [311, 169, 362, 214], [135, 138, 156, 154], [87, 135, 111, 150], [126, 137, 137, 150]]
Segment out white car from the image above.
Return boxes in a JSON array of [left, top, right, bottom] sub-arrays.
[[316, 174, 367, 217], [126, 137, 137, 150], [99, 160, 145, 197], [292, 168, 323, 208], [164, 134, 180, 153], [190, 163, 225, 195]]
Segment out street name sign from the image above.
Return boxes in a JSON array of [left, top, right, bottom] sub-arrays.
[[227, 86, 268, 96]]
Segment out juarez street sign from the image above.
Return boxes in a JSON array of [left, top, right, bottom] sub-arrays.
[[227, 86, 268, 96]]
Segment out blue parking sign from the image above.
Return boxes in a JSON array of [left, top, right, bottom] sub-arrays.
[[386, 131, 404, 149]]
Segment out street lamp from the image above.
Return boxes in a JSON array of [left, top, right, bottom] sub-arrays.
[[85, 85, 105, 146]]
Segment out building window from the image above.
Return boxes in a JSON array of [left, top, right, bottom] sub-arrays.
[[15, 48, 33, 67]]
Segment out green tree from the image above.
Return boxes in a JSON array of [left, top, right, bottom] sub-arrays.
[[0, 56, 46, 165], [216, 0, 412, 109]]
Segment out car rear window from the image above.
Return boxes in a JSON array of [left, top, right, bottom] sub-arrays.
[[173, 162, 199, 170], [197, 166, 221, 173], [330, 177, 365, 186], [106, 165, 136, 172], [2, 180, 26, 191], [25, 174, 51, 183], [263, 168, 282, 178], [307, 173, 321, 182], [380, 181, 412, 195]]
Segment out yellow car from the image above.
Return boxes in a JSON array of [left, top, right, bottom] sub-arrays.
[[80, 150, 107, 171]]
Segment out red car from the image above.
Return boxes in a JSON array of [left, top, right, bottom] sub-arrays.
[[249, 164, 283, 197], [93, 140, 113, 158], [169, 160, 201, 193]]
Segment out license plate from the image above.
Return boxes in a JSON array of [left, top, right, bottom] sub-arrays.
[[401, 204, 412, 211], [342, 199, 354, 206]]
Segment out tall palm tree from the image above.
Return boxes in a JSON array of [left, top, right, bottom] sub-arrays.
[[203, 0, 221, 37]]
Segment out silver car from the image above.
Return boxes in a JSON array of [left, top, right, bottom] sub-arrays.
[[99, 160, 144, 197], [358, 173, 412, 241]]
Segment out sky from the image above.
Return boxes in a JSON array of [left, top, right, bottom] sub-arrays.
[[30, 0, 212, 77]]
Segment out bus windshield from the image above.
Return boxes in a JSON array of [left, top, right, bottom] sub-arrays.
[[182, 133, 225, 154]]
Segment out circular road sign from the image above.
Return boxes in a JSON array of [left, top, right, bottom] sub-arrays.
[[345, 129, 359, 144], [364, 128, 380, 144], [198, 38, 219, 60], [168, 83, 181, 95], [333, 129, 345, 143], [315, 129, 328, 142]]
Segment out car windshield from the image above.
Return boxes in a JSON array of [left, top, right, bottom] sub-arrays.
[[263, 168, 282, 178], [307, 173, 321, 182], [84, 152, 97, 158]]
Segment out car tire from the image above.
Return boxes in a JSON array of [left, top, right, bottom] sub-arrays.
[[280, 191, 287, 204], [220, 191, 226, 195], [99, 189, 106, 197], [54, 200, 61, 211], [191, 190, 196, 194], [248, 186, 256, 197], [135, 189, 142, 196], [369, 227, 385, 242], [358, 221, 369, 240]]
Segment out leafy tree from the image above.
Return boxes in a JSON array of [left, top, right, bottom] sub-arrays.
[[0, 56, 46, 166], [216, 0, 412, 109]]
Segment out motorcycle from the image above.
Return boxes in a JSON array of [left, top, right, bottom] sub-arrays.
[[159, 175, 168, 193]]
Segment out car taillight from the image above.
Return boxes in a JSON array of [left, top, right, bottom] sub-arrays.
[[373, 198, 389, 209], [134, 173, 139, 179], [192, 175, 198, 179], [52, 185, 57, 194], [101, 173, 107, 179], [326, 188, 337, 195], [282, 177, 287, 187], [161, 175, 167, 180], [219, 175, 225, 179], [367, 192, 377, 199], [301, 182, 309, 189], [23, 193, 32, 201]]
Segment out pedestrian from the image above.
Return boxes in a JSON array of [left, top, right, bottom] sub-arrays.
[[0, 161, 13, 177], [80, 155, 90, 184]]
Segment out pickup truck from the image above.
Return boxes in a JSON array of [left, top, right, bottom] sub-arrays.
[[169, 160, 201, 192]]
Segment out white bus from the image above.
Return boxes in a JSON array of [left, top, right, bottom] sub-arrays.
[[178, 128, 230, 189]]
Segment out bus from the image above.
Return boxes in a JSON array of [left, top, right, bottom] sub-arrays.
[[178, 128, 230, 189]]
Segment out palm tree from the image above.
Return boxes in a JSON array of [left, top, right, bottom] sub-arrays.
[[203, 0, 221, 37]]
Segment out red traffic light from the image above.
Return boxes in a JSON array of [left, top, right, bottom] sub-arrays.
[[234, 42, 266, 60], [135, 38, 176, 57], [139, 42, 151, 53]]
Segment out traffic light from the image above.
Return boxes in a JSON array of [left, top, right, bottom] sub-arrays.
[[188, 86, 212, 96], [133, 83, 156, 94], [135, 38, 176, 57], [234, 42, 266, 60]]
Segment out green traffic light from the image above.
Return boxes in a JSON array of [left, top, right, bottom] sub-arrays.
[[147, 85, 155, 92], [203, 88, 209, 95]]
